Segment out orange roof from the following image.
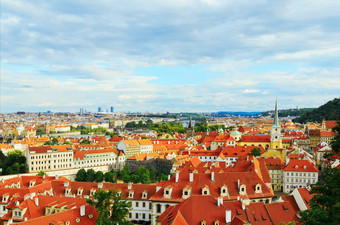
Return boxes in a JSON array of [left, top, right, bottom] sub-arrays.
[[283, 160, 318, 172]]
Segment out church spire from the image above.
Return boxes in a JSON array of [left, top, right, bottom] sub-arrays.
[[272, 99, 280, 127]]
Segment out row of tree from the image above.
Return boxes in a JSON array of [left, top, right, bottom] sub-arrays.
[[75, 165, 169, 184], [125, 120, 187, 134], [75, 168, 116, 183], [118, 165, 168, 184]]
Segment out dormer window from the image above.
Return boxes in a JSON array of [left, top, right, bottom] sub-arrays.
[[202, 186, 210, 195], [29, 180, 36, 187], [255, 183, 262, 194], [214, 220, 220, 225], [90, 189, 96, 196], [2, 195, 9, 202], [163, 186, 173, 198], [65, 188, 71, 195], [239, 184, 247, 195], [220, 185, 228, 197], [128, 191, 134, 198], [142, 191, 148, 199], [182, 185, 192, 199], [201, 220, 207, 225], [295, 165, 298, 169], [77, 188, 83, 196]]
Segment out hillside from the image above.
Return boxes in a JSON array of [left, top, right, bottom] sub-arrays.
[[262, 108, 315, 117], [293, 98, 340, 123]]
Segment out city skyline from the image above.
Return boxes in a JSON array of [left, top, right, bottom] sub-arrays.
[[1, 0, 340, 113]]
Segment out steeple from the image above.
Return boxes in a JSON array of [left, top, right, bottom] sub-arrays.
[[188, 117, 192, 129], [272, 99, 280, 127]]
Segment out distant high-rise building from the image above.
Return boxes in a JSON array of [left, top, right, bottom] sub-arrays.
[[110, 106, 114, 113], [80, 108, 84, 115], [98, 107, 102, 113]]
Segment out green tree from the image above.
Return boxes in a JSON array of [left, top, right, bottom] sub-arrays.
[[131, 174, 139, 184], [80, 139, 91, 145], [95, 171, 104, 182], [86, 169, 96, 182], [150, 167, 158, 182], [86, 188, 132, 225], [104, 172, 114, 183], [36, 128, 45, 135], [37, 171, 47, 176], [140, 173, 151, 184], [51, 137, 58, 145], [122, 174, 130, 183], [75, 168, 87, 181], [248, 147, 262, 156], [2, 150, 28, 175], [330, 121, 340, 155], [300, 167, 340, 225]]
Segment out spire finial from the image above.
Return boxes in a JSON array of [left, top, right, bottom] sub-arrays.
[[273, 99, 279, 127]]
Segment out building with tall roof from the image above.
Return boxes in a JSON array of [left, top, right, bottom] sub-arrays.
[[271, 100, 283, 149]]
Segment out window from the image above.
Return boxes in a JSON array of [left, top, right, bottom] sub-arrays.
[[156, 204, 161, 213], [136, 202, 139, 207], [142, 202, 146, 208]]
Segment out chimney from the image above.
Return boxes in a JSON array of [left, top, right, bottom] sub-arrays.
[[225, 210, 232, 223], [156, 186, 162, 192], [217, 197, 223, 207], [55, 175, 59, 180], [97, 183, 103, 189], [237, 179, 240, 188], [189, 173, 193, 183], [35, 197, 39, 206], [80, 205, 86, 217], [24, 217, 27, 221], [175, 172, 179, 183], [64, 181, 69, 188], [127, 183, 132, 190], [43, 175, 45, 180], [168, 175, 171, 180], [211, 172, 215, 182]]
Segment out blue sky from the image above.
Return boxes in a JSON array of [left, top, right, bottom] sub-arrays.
[[1, 0, 340, 113]]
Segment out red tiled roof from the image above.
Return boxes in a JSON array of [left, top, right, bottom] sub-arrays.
[[325, 120, 338, 129], [297, 187, 315, 209], [283, 160, 318, 172], [241, 135, 271, 142]]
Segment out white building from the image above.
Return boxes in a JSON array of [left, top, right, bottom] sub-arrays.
[[283, 159, 318, 193], [27, 145, 74, 173]]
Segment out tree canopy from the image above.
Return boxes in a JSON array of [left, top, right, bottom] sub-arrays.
[[248, 147, 262, 156], [86, 188, 132, 225], [1, 150, 28, 175], [300, 167, 340, 225]]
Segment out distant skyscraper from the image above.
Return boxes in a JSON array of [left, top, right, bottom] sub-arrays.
[[98, 107, 102, 113], [80, 108, 84, 115], [110, 106, 114, 113]]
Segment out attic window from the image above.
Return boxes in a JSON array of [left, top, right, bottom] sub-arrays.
[[214, 220, 220, 225], [75, 218, 80, 223], [65, 188, 71, 195], [142, 192, 147, 199], [295, 165, 298, 169], [77, 188, 83, 195], [201, 220, 207, 225]]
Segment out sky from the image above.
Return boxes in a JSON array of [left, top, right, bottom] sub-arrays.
[[1, 0, 340, 113]]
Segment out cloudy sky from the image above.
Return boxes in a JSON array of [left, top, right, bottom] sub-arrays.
[[1, 0, 340, 113]]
